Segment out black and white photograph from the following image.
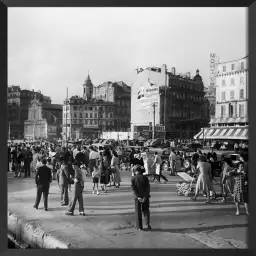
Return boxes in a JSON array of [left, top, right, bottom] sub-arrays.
[[7, 7, 248, 249]]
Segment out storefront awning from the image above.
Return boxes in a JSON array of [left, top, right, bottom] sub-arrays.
[[193, 127, 248, 140]]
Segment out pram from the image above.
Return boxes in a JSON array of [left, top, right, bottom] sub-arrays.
[[176, 172, 198, 197]]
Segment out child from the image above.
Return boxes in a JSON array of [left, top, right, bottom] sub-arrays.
[[92, 166, 101, 195]]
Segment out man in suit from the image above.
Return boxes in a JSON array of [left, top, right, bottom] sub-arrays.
[[65, 161, 85, 216], [131, 165, 152, 231], [33, 158, 52, 211], [59, 158, 70, 206]]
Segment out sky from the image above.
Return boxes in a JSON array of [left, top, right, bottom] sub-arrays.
[[8, 7, 247, 104]]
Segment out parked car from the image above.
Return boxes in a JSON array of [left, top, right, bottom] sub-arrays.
[[181, 143, 202, 150]]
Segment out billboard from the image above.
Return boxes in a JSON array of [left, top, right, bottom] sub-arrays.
[[131, 69, 165, 126], [209, 53, 218, 88]]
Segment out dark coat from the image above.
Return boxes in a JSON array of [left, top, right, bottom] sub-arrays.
[[131, 173, 150, 200], [35, 165, 52, 186]]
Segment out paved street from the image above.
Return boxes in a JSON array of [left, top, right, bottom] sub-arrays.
[[8, 170, 248, 248]]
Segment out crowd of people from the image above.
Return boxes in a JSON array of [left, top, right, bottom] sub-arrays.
[[8, 140, 249, 221]]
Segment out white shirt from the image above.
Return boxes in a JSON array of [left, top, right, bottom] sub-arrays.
[[89, 150, 99, 160]]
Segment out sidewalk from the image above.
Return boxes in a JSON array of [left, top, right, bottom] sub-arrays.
[[8, 178, 248, 249]]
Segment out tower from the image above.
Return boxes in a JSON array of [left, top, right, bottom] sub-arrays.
[[82, 74, 93, 101]]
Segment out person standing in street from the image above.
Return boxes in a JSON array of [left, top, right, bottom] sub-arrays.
[[169, 148, 177, 176], [33, 159, 52, 211], [151, 152, 168, 183], [191, 155, 213, 204], [24, 146, 33, 178], [59, 158, 70, 206], [131, 165, 152, 231], [65, 161, 85, 216]]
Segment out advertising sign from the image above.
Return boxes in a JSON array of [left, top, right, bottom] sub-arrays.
[[209, 53, 217, 87], [131, 69, 163, 126]]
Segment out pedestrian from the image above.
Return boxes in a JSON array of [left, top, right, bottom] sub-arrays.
[[16, 147, 24, 178], [65, 161, 86, 216], [110, 150, 122, 188], [169, 148, 176, 176], [92, 166, 101, 195], [221, 158, 235, 204], [131, 165, 152, 231], [151, 152, 168, 184], [99, 154, 109, 192], [81, 146, 89, 168], [24, 146, 33, 178], [175, 151, 181, 172], [59, 158, 70, 206], [232, 162, 249, 216], [88, 146, 99, 174], [75, 147, 84, 167], [191, 155, 213, 204], [33, 158, 52, 211]]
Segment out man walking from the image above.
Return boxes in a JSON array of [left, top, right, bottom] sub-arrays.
[[59, 158, 70, 206], [131, 165, 152, 231], [33, 159, 52, 211], [65, 161, 85, 216]]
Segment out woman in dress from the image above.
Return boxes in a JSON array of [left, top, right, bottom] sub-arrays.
[[221, 158, 235, 203], [110, 150, 121, 188], [99, 154, 110, 192], [232, 162, 249, 216], [191, 155, 213, 203]]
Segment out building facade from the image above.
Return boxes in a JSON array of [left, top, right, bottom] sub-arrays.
[[24, 98, 62, 141], [194, 56, 248, 141], [8, 86, 51, 139], [131, 65, 209, 140], [62, 76, 131, 140]]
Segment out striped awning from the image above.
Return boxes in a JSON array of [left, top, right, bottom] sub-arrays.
[[193, 127, 248, 140]]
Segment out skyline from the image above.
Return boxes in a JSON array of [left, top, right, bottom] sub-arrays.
[[8, 7, 247, 104]]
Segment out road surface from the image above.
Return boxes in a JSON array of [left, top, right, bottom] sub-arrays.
[[8, 171, 248, 248]]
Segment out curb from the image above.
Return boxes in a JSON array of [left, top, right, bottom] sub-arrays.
[[8, 211, 72, 249], [187, 232, 247, 249]]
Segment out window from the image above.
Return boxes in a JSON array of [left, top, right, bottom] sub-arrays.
[[231, 78, 235, 86], [90, 113, 93, 118], [79, 112, 82, 118], [221, 91, 226, 101], [84, 120, 88, 124], [241, 62, 244, 70], [230, 91, 235, 100], [231, 64, 235, 70], [240, 89, 244, 99], [95, 113, 97, 118], [221, 105, 225, 117], [223, 65, 226, 72], [222, 80, 225, 86], [240, 76, 244, 84], [74, 113, 77, 118], [90, 120, 93, 125], [239, 104, 244, 117], [85, 113, 88, 118]]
